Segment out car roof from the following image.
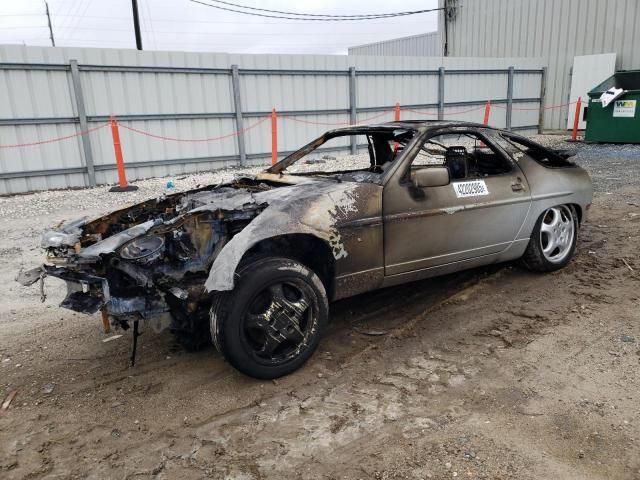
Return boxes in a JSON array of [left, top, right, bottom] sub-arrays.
[[327, 120, 501, 134]]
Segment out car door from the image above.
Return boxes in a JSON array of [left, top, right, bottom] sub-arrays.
[[382, 128, 531, 276]]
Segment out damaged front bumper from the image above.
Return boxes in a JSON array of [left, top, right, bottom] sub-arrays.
[[17, 265, 170, 319]]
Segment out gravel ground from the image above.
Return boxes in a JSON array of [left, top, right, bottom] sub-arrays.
[[0, 154, 370, 220], [0, 166, 263, 221], [570, 145, 640, 195], [0, 134, 639, 479]]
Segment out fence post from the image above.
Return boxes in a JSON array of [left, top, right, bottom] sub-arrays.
[[392, 102, 402, 153], [69, 59, 96, 187], [438, 67, 445, 120], [271, 108, 278, 166], [348, 66, 357, 154], [538, 66, 547, 134], [506, 66, 514, 131], [483, 100, 491, 125], [108, 116, 137, 192], [571, 97, 582, 141], [230, 64, 247, 166]]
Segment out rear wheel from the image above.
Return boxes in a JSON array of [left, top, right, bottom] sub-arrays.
[[210, 256, 328, 379], [521, 204, 578, 272]]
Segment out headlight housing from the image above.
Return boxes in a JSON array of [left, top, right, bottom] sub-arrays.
[[119, 235, 165, 264], [41, 231, 79, 248]]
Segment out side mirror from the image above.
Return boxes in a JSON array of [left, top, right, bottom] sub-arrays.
[[412, 167, 450, 188]]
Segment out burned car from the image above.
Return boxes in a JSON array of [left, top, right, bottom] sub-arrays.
[[18, 121, 593, 379]]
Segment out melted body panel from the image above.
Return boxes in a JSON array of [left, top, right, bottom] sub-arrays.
[[18, 121, 592, 345], [205, 174, 383, 293]]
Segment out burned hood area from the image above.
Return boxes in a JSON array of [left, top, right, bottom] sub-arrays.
[[17, 125, 415, 351], [17, 171, 373, 352]]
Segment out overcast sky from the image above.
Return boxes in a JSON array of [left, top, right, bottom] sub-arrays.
[[0, 0, 438, 54]]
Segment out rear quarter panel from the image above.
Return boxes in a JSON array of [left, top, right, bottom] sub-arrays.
[[516, 156, 593, 241]]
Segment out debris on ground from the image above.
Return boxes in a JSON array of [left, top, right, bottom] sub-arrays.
[[620, 257, 634, 272], [1, 389, 18, 411], [41, 384, 54, 394], [102, 335, 123, 343], [352, 326, 388, 336]]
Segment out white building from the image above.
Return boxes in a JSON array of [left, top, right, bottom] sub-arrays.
[[349, 0, 640, 130]]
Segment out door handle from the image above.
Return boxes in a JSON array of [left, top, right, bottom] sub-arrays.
[[511, 182, 525, 192]]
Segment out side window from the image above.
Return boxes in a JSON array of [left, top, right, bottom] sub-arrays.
[[498, 133, 575, 168], [411, 132, 513, 180]]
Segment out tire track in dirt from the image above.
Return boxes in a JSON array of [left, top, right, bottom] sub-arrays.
[[1, 193, 639, 478]]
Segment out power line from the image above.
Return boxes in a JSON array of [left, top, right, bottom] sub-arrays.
[[48, 37, 364, 46], [189, 0, 443, 21], [0, 24, 434, 36], [142, 0, 158, 50], [0, 25, 48, 30], [201, 0, 441, 18], [0, 14, 44, 17], [0, 14, 434, 26], [55, 0, 80, 35], [67, 2, 91, 36], [57, 0, 86, 39]]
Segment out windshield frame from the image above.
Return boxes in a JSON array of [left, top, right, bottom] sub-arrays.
[[265, 126, 419, 175]]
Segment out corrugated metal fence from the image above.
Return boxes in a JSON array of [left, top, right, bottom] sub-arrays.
[[0, 45, 544, 194]]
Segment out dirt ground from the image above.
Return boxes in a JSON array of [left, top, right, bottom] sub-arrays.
[[1, 138, 639, 479]]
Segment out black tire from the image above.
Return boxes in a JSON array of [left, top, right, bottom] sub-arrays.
[[210, 256, 328, 379], [521, 204, 578, 272]]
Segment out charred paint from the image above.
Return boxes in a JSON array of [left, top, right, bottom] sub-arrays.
[[17, 121, 592, 355]]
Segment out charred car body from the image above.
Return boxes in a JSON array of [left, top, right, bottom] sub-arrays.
[[18, 121, 593, 378]]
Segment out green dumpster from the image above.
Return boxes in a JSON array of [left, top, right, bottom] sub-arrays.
[[585, 70, 640, 143]]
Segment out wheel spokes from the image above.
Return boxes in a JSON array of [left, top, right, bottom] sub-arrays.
[[268, 283, 286, 303], [246, 312, 269, 330], [539, 206, 575, 263], [278, 324, 304, 345], [270, 295, 308, 343], [284, 297, 309, 316], [259, 332, 284, 356], [540, 220, 555, 235], [247, 281, 312, 362], [542, 234, 557, 255], [547, 207, 560, 228]]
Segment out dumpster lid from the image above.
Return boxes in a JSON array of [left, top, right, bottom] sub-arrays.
[[589, 70, 640, 95]]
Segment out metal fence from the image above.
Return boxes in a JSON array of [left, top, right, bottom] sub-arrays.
[[0, 46, 544, 194]]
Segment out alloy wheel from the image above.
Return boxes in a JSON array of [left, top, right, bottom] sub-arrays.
[[540, 205, 575, 264], [242, 279, 316, 365]]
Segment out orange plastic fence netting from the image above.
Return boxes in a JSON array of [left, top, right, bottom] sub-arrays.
[[0, 122, 110, 149], [403, 100, 581, 116], [280, 109, 391, 126], [118, 115, 270, 142], [0, 99, 585, 149], [402, 104, 486, 116], [492, 100, 579, 111]]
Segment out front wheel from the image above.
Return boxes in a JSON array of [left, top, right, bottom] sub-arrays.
[[521, 204, 578, 272], [210, 256, 328, 379]]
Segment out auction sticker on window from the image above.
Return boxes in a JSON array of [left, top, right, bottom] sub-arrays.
[[452, 180, 489, 198]]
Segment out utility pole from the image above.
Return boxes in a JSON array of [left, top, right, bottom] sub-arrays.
[[45, 1, 55, 47], [131, 0, 143, 50]]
